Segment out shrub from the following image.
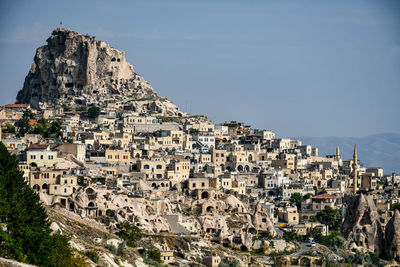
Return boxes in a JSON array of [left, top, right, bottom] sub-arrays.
[[116, 222, 142, 247], [85, 250, 99, 263], [105, 244, 117, 254]]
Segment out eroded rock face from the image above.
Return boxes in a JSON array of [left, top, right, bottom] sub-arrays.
[[252, 203, 276, 236], [17, 28, 181, 115], [342, 194, 384, 254], [385, 210, 400, 261]]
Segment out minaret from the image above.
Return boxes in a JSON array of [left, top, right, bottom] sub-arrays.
[[352, 145, 358, 194], [336, 145, 341, 160]]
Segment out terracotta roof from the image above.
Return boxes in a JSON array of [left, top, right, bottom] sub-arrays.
[[28, 120, 37, 126], [28, 144, 48, 150], [5, 104, 29, 108], [0, 119, 6, 124], [312, 193, 337, 199]]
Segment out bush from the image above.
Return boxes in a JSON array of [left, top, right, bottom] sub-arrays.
[[105, 244, 117, 254], [145, 247, 161, 263], [117, 241, 126, 256], [283, 230, 299, 242], [218, 259, 241, 267], [116, 222, 142, 247], [85, 250, 99, 263]]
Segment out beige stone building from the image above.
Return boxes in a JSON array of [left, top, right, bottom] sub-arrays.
[[105, 149, 130, 165], [278, 206, 299, 225], [136, 159, 166, 179], [27, 144, 57, 168]]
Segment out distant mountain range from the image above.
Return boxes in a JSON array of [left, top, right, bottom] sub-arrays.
[[296, 133, 400, 175]]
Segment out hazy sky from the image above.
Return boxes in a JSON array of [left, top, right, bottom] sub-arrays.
[[0, 0, 399, 137]]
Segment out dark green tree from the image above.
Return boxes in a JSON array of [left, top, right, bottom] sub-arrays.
[[49, 120, 62, 137], [0, 142, 73, 266], [31, 118, 49, 136], [315, 206, 342, 231], [87, 106, 100, 118], [303, 193, 313, 200], [31, 119, 62, 138], [15, 109, 35, 136], [290, 193, 303, 210]]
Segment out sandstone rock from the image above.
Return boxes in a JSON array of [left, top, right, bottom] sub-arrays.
[[106, 238, 123, 248], [50, 221, 61, 234], [252, 203, 276, 237], [17, 28, 182, 116], [342, 193, 384, 254], [385, 209, 400, 261]]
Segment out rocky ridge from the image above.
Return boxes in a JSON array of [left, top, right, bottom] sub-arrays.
[[16, 28, 182, 116], [385, 209, 400, 261], [342, 194, 384, 254]]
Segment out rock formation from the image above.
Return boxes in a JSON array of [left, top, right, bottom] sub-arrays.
[[17, 28, 182, 115], [385, 210, 400, 261], [342, 193, 384, 254]]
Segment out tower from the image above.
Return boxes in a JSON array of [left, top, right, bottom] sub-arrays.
[[352, 145, 358, 194], [336, 145, 341, 160]]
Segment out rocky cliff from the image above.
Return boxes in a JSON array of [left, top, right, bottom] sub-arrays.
[[385, 210, 400, 261], [17, 28, 182, 115], [342, 194, 384, 254]]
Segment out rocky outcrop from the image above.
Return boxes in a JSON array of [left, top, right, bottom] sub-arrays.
[[252, 203, 276, 237], [17, 28, 182, 116], [342, 193, 384, 254], [385, 210, 400, 261]]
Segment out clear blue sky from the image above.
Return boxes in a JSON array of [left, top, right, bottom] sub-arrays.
[[0, 0, 399, 137]]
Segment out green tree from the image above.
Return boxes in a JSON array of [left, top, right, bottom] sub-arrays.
[[49, 120, 62, 137], [290, 193, 303, 210], [303, 193, 313, 200], [1, 123, 16, 134], [31, 119, 62, 138], [15, 109, 35, 136], [315, 206, 342, 231], [87, 106, 100, 118], [31, 118, 50, 136], [0, 141, 73, 266]]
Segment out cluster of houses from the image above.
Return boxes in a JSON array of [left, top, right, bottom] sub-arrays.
[[1, 103, 399, 262]]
